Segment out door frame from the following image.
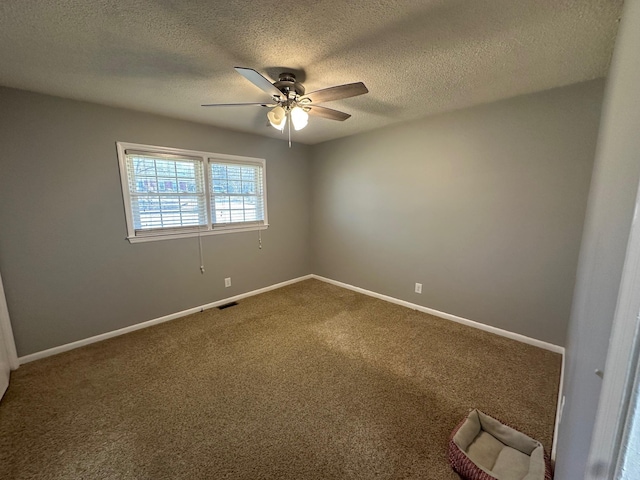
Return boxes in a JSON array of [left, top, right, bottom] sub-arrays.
[[587, 176, 640, 478], [0, 271, 19, 370]]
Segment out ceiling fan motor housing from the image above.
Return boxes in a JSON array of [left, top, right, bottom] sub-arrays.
[[274, 72, 305, 98]]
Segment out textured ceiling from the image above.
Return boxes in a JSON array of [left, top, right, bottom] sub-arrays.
[[0, 0, 623, 145]]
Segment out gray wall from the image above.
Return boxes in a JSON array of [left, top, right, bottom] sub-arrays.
[[555, 1, 640, 477], [0, 88, 312, 356], [311, 80, 604, 346], [0, 79, 607, 358]]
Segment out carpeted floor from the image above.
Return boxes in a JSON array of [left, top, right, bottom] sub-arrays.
[[0, 279, 561, 479]]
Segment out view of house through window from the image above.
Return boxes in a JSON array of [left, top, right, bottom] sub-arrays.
[[116, 142, 267, 242], [127, 154, 207, 231]]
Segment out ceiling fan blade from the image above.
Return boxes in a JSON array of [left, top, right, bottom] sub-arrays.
[[234, 67, 285, 100], [301, 82, 368, 104], [201, 102, 275, 107], [307, 105, 351, 121]]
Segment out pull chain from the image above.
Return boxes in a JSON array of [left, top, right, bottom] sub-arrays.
[[258, 230, 262, 250], [198, 228, 205, 274]]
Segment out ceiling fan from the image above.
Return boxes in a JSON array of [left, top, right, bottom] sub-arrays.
[[202, 67, 369, 146]]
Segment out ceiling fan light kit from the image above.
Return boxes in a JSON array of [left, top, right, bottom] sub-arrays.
[[202, 67, 368, 146], [267, 105, 287, 130]]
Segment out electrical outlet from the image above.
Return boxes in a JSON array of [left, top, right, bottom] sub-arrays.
[[415, 283, 422, 294], [224, 277, 231, 288]]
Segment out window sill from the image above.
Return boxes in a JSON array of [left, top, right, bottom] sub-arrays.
[[126, 224, 269, 244]]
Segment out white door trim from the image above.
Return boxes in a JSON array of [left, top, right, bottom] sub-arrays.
[[0, 271, 19, 370], [586, 177, 640, 478]]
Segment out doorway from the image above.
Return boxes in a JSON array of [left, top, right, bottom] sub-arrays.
[[0, 270, 19, 400]]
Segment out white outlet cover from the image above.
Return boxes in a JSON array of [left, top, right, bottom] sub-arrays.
[[415, 283, 422, 294], [224, 277, 231, 287]]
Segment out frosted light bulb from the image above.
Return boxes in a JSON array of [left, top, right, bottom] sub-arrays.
[[290, 106, 309, 131]]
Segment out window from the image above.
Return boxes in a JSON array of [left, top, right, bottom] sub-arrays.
[[210, 162, 264, 226], [116, 142, 267, 243]]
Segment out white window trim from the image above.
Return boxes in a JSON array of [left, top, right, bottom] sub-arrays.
[[116, 142, 268, 243]]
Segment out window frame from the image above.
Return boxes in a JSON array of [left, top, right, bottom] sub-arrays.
[[116, 142, 268, 243]]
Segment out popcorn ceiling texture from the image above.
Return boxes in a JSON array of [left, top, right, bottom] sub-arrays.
[[0, 0, 622, 144]]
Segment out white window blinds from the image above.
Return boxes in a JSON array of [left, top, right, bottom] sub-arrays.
[[125, 152, 207, 235], [117, 142, 268, 242], [210, 161, 265, 227]]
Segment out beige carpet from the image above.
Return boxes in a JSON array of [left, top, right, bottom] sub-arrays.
[[0, 279, 561, 479]]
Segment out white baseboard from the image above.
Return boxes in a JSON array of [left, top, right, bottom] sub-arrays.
[[311, 275, 565, 354], [18, 274, 314, 365], [19, 272, 564, 357]]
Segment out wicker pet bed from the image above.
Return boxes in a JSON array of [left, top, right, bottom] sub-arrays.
[[448, 409, 552, 480]]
